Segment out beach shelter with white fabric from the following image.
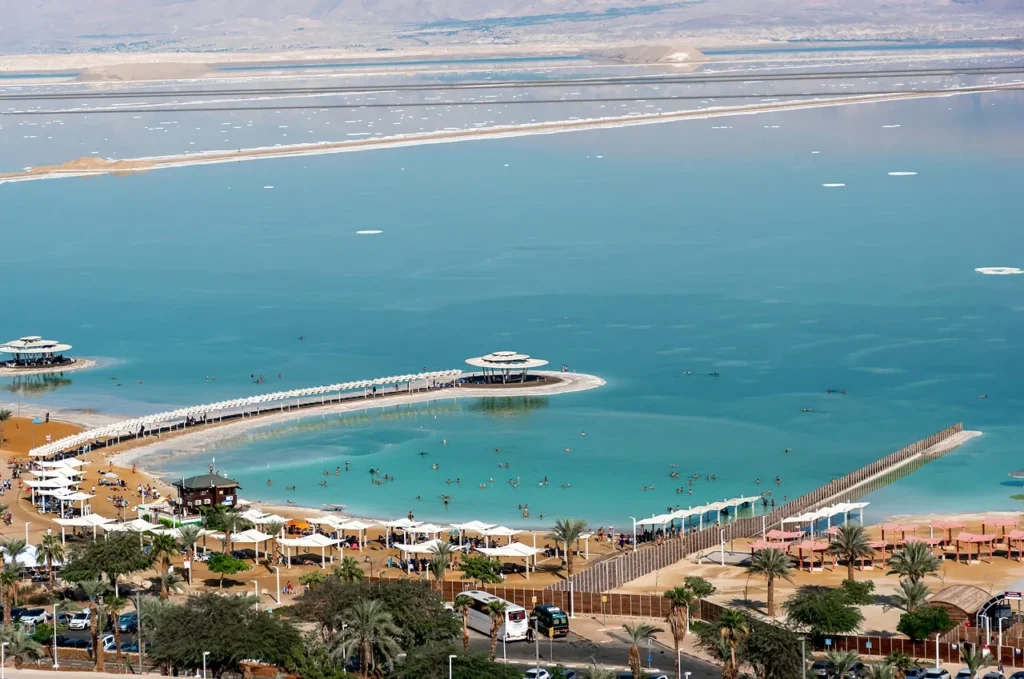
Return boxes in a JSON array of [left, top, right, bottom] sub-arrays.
[[451, 520, 495, 547], [230, 528, 273, 559], [482, 526, 521, 545], [380, 518, 420, 547], [54, 513, 113, 543], [338, 520, 375, 549], [393, 539, 464, 556], [476, 542, 544, 579], [277, 533, 341, 568]]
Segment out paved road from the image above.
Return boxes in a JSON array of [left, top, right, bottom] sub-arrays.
[[466, 629, 720, 678]]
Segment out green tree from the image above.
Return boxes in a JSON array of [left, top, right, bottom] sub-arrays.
[[60, 531, 153, 594], [546, 518, 588, 576], [0, 410, 11, 446], [485, 600, 507, 662], [743, 617, 803, 679], [459, 555, 502, 586], [960, 642, 988, 679], [885, 651, 915, 678], [0, 626, 44, 668], [892, 579, 930, 613], [265, 520, 285, 562], [665, 586, 694, 679], [622, 622, 663, 679], [827, 649, 861, 678], [391, 644, 523, 679], [684, 576, 717, 603], [887, 541, 940, 583], [783, 586, 864, 640], [896, 606, 954, 641], [149, 533, 181, 599], [158, 571, 187, 597], [329, 599, 402, 678], [35, 534, 65, 591], [333, 556, 365, 584], [148, 592, 299, 678], [300, 570, 329, 589], [285, 632, 356, 679], [105, 595, 128, 671], [839, 578, 876, 605], [0, 565, 21, 626], [177, 525, 203, 559], [78, 579, 109, 672], [205, 552, 250, 588], [1, 539, 27, 568], [863, 662, 898, 679], [747, 547, 792, 617], [581, 664, 617, 679], [428, 542, 452, 591], [453, 594, 473, 652], [828, 524, 873, 581], [718, 610, 749, 679]]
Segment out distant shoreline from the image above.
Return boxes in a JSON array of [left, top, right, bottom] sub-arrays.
[[3, 81, 1021, 186]]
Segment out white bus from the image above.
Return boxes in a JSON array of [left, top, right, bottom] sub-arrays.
[[460, 590, 529, 641]]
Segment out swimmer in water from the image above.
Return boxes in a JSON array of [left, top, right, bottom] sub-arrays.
[[418, 451, 428, 456], [775, 476, 781, 485], [801, 408, 813, 413], [784, 448, 791, 454]]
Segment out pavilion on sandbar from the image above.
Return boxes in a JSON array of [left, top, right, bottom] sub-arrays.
[[0, 336, 75, 369], [464, 351, 550, 384]]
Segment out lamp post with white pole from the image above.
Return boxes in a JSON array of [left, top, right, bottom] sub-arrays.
[[252, 580, 259, 610], [202, 651, 210, 679], [447, 654, 457, 679], [25, 521, 31, 544], [629, 517, 637, 552], [274, 566, 281, 604], [52, 603, 59, 668], [800, 636, 806, 676], [2, 641, 8, 679]]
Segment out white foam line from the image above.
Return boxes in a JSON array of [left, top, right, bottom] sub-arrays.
[[888, 171, 917, 176], [3, 84, 1020, 186]]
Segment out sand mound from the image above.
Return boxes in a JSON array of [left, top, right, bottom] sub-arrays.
[[592, 44, 708, 64], [75, 62, 212, 82]]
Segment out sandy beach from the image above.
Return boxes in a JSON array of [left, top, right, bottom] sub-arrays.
[[3, 82, 1021, 186], [0, 359, 97, 377]]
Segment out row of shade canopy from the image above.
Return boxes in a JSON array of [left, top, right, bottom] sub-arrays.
[[634, 496, 763, 528], [29, 369, 463, 458]]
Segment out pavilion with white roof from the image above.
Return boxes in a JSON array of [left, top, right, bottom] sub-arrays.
[[0, 336, 76, 369], [465, 351, 549, 384]]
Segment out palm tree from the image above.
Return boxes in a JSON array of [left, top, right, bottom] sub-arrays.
[[828, 523, 874, 581], [622, 622, 664, 679], [78, 579, 109, 672], [892, 579, 930, 612], [581, 663, 617, 679], [0, 410, 11, 447], [0, 566, 21, 626], [888, 541, 939, 583], [828, 650, 860, 678], [0, 627, 43, 668], [546, 518, 588, 576], [717, 610, 749, 679], [0, 539, 27, 569], [177, 525, 202, 560], [885, 651, 914, 679], [863, 662, 897, 679], [428, 542, 453, 591], [217, 508, 245, 553], [265, 520, 284, 562], [485, 600, 508, 662], [105, 596, 128, 671], [328, 599, 402, 679], [333, 556, 365, 584], [960, 642, 988, 679], [746, 548, 792, 617], [665, 586, 694, 679], [35, 534, 65, 591], [453, 594, 473, 652], [158, 571, 186, 597], [149, 533, 180, 599]]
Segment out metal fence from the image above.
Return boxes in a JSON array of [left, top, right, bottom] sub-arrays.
[[548, 424, 965, 593]]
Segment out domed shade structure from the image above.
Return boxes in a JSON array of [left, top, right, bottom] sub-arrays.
[[465, 351, 549, 384]]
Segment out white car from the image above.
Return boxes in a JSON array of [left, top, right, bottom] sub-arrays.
[[68, 610, 92, 630], [524, 671, 551, 679], [18, 608, 50, 627], [102, 634, 117, 652], [923, 669, 951, 679], [956, 670, 973, 679]]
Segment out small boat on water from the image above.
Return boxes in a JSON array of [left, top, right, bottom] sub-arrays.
[[322, 503, 348, 512]]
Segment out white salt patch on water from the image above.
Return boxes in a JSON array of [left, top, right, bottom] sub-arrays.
[[888, 172, 917, 176], [975, 267, 1023, 275], [882, 124, 902, 128], [822, 183, 845, 188], [811, 151, 820, 154], [356, 230, 383, 235], [263, 186, 274, 189]]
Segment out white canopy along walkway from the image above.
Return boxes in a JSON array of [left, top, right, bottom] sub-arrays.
[[30, 369, 462, 458]]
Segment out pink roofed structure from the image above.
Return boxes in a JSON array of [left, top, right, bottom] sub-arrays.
[[954, 532, 997, 565]]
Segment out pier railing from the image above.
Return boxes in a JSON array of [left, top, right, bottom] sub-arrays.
[[548, 424, 965, 593]]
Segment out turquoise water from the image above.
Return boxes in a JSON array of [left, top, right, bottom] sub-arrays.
[[1, 90, 1022, 528]]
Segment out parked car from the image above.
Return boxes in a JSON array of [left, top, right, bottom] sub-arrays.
[[69, 639, 92, 650], [810, 659, 831, 678], [923, 669, 951, 679], [68, 610, 92, 630], [524, 670, 578, 679], [19, 608, 51, 627], [905, 669, 927, 679], [615, 674, 668, 679], [981, 672, 1005, 679], [956, 670, 973, 679], [844, 661, 866, 678], [117, 612, 138, 633], [1008, 672, 1024, 679], [101, 634, 118, 652], [121, 640, 151, 653], [9, 607, 27, 622], [56, 612, 74, 626]]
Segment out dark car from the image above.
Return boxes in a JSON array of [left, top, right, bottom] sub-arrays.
[[121, 641, 151, 653], [70, 639, 92, 650], [845, 662, 866, 678], [810, 660, 830, 678], [10, 607, 27, 622], [117, 612, 138, 633], [904, 669, 927, 679], [1008, 672, 1024, 679], [530, 604, 570, 639]]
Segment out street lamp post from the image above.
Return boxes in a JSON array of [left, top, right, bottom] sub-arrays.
[[202, 651, 210, 679], [800, 637, 806, 675], [52, 603, 59, 668], [274, 566, 281, 604], [25, 521, 31, 544], [252, 580, 259, 610], [2, 641, 8, 679], [447, 654, 457, 679], [629, 517, 637, 552]]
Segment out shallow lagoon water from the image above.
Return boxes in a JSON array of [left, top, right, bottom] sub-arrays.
[[1, 88, 1022, 527]]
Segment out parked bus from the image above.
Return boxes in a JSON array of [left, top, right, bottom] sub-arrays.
[[460, 590, 529, 641]]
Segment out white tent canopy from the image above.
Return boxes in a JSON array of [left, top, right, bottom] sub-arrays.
[[39, 458, 89, 468], [278, 533, 341, 569], [54, 513, 113, 543], [405, 523, 446, 535], [393, 539, 465, 556], [102, 518, 160, 532], [451, 520, 495, 532], [476, 542, 544, 579], [483, 526, 521, 537], [380, 518, 420, 529]]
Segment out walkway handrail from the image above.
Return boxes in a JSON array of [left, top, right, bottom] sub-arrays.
[[30, 369, 463, 458]]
